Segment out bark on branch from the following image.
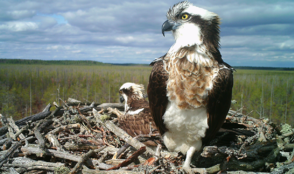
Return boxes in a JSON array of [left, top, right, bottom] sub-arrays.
[[0, 104, 52, 136]]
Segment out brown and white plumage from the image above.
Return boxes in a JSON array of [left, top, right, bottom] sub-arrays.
[[118, 82, 158, 138], [147, 1, 233, 173]]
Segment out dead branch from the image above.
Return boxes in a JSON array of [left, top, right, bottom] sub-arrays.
[[7, 117, 25, 140], [115, 143, 131, 159], [0, 142, 22, 168], [21, 145, 112, 170], [82, 167, 144, 174], [225, 147, 280, 171], [67, 146, 106, 173], [34, 119, 53, 151], [0, 104, 51, 136], [0, 138, 8, 146], [3, 157, 64, 171], [48, 123, 80, 135], [107, 107, 124, 118], [17, 104, 52, 126], [271, 161, 294, 174], [107, 146, 146, 170], [69, 149, 95, 174], [67, 98, 82, 103], [77, 108, 92, 130], [63, 142, 102, 151], [96, 103, 124, 111], [45, 133, 64, 151], [14, 125, 29, 141]]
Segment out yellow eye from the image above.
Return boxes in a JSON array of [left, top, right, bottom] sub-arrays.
[[181, 14, 189, 20]]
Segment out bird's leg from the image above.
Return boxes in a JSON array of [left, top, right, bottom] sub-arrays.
[[182, 146, 196, 174], [182, 146, 207, 174], [148, 122, 153, 137]]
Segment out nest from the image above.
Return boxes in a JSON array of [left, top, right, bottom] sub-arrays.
[[0, 99, 293, 174]]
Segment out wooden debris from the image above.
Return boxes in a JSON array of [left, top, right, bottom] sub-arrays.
[[3, 157, 65, 171], [0, 104, 52, 136], [69, 149, 95, 174], [0, 142, 22, 168], [107, 146, 146, 170], [0, 100, 294, 173]]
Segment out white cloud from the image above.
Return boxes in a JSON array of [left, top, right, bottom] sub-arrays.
[[7, 10, 36, 20], [0, 0, 293, 67], [115, 36, 135, 44], [0, 21, 38, 31]]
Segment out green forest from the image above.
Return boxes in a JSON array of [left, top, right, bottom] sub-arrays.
[[0, 60, 293, 125]]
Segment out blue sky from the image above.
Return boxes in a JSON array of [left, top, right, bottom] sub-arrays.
[[0, 0, 294, 67]]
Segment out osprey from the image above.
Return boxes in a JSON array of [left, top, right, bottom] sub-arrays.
[[147, 1, 233, 173], [118, 82, 158, 139]]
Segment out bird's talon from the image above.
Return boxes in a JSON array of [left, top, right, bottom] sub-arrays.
[[191, 168, 207, 174], [182, 165, 193, 174]]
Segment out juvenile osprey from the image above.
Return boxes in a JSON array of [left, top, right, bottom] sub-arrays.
[[147, 1, 233, 173], [118, 82, 158, 139]]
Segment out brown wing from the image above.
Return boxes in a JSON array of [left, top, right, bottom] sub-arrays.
[[118, 107, 158, 137], [203, 65, 233, 144], [147, 59, 169, 135]]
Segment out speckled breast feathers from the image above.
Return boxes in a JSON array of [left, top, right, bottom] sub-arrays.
[[164, 48, 219, 110]]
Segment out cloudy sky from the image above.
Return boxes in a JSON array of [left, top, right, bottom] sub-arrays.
[[0, 0, 294, 67]]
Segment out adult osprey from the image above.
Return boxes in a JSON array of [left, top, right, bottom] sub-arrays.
[[118, 82, 158, 140], [147, 1, 233, 173]]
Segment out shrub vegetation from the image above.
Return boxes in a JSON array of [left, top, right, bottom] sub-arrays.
[[0, 60, 293, 125]]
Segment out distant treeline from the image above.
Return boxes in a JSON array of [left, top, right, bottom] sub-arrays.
[[110, 63, 150, 66], [233, 66, 294, 71], [0, 59, 107, 66], [1, 59, 294, 70]]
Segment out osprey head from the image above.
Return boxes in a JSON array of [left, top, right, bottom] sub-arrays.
[[119, 82, 145, 110], [162, 1, 220, 50]]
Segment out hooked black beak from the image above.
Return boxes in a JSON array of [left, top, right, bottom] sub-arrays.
[[119, 96, 125, 103], [162, 20, 175, 37]]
